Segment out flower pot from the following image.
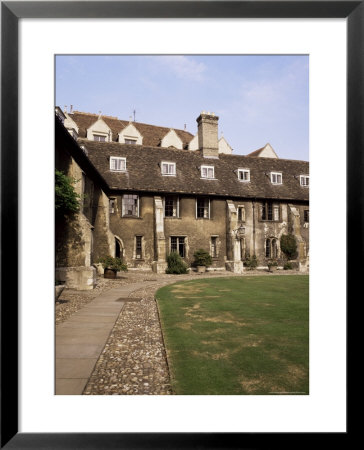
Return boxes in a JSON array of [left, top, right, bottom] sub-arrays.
[[268, 265, 277, 272], [104, 268, 117, 279], [197, 265, 206, 273]]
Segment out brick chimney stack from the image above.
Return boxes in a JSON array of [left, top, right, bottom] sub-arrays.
[[197, 111, 219, 158]]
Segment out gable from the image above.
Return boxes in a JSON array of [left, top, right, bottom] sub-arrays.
[[160, 129, 183, 149], [118, 122, 143, 145], [86, 117, 112, 142]]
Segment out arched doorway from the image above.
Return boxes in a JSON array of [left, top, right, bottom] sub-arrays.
[[115, 237, 123, 259]]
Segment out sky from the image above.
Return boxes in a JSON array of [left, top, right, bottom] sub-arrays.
[[55, 55, 309, 161]]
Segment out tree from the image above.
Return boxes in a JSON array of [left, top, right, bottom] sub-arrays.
[[280, 234, 298, 260], [55, 169, 80, 215]]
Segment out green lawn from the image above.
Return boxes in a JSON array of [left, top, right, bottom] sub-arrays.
[[156, 275, 309, 395]]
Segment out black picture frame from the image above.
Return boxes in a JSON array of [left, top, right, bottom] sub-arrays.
[[1, 1, 357, 448]]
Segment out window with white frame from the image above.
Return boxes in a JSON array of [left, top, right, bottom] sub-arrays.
[[261, 201, 280, 221], [201, 165, 215, 179], [238, 169, 250, 182], [164, 195, 179, 217], [161, 161, 176, 176], [270, 172, 282, 184], [93, 134, 106, 142], [125, 138, 137, 145], [135, 235, 143, 259], [211, 236, 218, 258], [122, 194, 139, 217], [196, 197, 210, 219], [110, 157, 126, 171], [170, 236, 186, 258], [300, 175, 309, 187], [237, 205, 246, 222]]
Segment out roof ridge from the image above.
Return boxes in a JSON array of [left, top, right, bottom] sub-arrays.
[[71, 110, 193, 135]]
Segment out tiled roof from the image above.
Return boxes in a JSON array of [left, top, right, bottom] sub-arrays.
[[80, 139, 309, 201], [69, 111, 194, 148]]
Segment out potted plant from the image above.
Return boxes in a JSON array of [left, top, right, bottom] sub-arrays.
[[192, 249, 212, 273], [267, 259, 278, 272], [97, 256, 127, 279]]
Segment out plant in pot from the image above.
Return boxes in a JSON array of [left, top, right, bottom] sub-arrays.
[[192, 249, 212, 273], [97, 256, 127, 279], [267, 259, 278, 272]]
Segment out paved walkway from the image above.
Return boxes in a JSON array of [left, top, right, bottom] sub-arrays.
[[55, 280, 160, 395]]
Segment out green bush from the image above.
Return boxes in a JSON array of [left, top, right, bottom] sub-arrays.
[[280, 234, 298, 260], [55, 169, 80, 215], [166, 252, 188, 274], [244, 253, 258, 270], [268, 259, 278, 268], [97, 256, 128, 272], [283, 262, 293, 270], [192, 249, 212, 267]]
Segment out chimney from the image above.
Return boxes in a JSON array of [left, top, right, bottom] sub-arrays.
[[196, 111, 219, 158]]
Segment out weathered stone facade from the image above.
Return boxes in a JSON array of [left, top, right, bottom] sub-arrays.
[[56, 109, 309, 288]]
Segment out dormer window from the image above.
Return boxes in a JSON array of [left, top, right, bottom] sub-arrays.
[[238, 169, 250, 182], [110, 157, 126, 171], [201, 165, 215, 179], [161, 161, 176, 176], [270, 172, 282, 185], [94, 134, 106, 142], [300, 175, 309, 187], [125, 138, 137, 145]]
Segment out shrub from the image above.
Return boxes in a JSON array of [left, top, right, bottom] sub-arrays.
[[192, 249, 212, 267], [268, 259, 278, 268], [244, 253, 258, 270], [280, 234, 298, 260], [55, 169, 80, 215], [283, 262, 293, 270], [97, 256, 128, 272], [166, 252, 188, 274]]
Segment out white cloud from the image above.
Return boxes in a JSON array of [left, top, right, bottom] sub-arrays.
[[149, 55, 207, 81]]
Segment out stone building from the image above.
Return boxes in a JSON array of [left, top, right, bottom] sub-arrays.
[[55, 108, 309, 287]]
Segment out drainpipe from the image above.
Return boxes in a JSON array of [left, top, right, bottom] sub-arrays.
[[252, 199, 256, 255]]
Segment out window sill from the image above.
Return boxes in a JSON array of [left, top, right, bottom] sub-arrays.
[[196, 217, 211, 220], [164, 216, 181, 219], [122, 215, 142, 219]]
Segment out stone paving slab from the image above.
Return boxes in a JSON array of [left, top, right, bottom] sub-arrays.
[[56, 358, 98, 378], [55, 280, 159, 395], [56, 378, 89, 395]]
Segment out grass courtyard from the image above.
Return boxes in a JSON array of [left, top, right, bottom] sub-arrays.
[[156, 275, 309, 395]]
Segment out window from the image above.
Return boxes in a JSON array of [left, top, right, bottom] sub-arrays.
[[238, 169, 250, 182], [270, 172, 282, 184], [211, 236, 218, 258], [109, 198, 116, 214], [196, 197, 210, 218], [261, 201, 280, 221], [125, 139, 137, 145], [110, 157, 126, 171], [94, 134, 106, 142], [161, 161, 176, 176], [300, 175, 309, 187], [237, 205, 246, 222], [170, 236, 186, 258], [164, 196, 179, 217], [304, 210, 309, 223], [201, 165, 215, 179], [135, 236, 143, 259], [265, 238, 278, 258], [122, 194, 139, 217]]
